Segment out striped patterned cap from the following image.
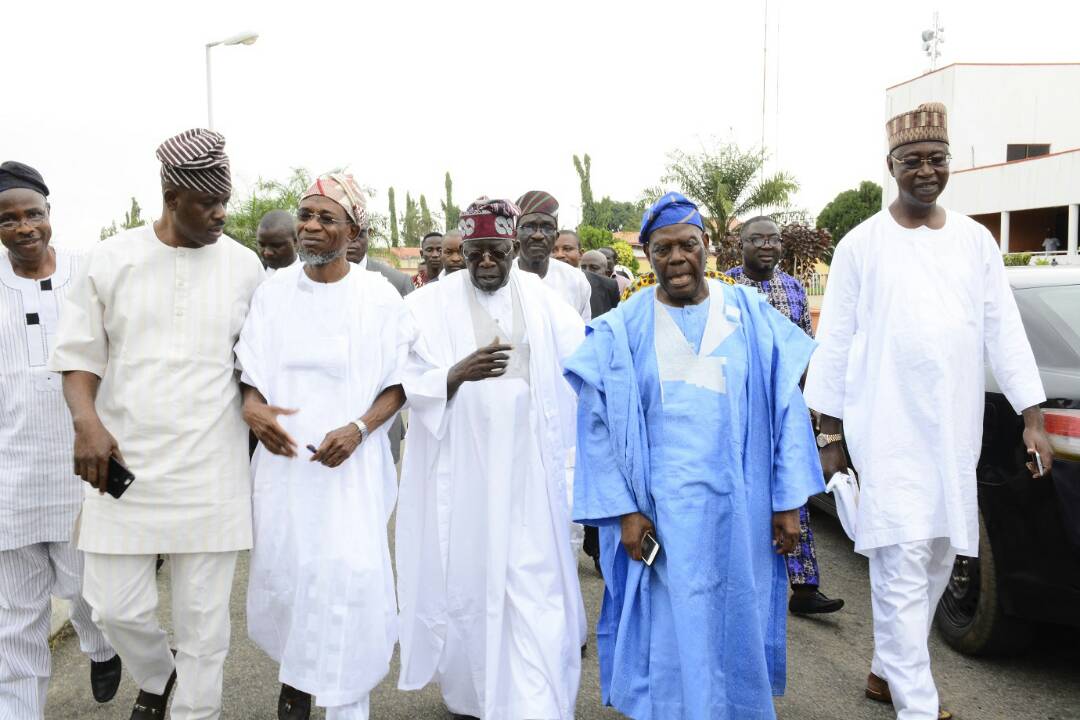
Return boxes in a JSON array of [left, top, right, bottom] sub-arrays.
[[887, 102, 948, 151], [156, 128, 231, 195], [301, 172, 368, 228], [515, 190, 558, 219]]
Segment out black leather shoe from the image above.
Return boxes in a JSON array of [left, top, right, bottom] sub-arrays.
[[278, 683, 311, 720], [90, 654, 122, 703], [130, 669, 176, 719], [789, 588, 845, 615]]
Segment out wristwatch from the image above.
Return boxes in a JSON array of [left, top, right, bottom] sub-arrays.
[[350, 419, 370, 443], [816, 432, 843, 448]]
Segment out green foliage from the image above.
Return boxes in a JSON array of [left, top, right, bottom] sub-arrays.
[[419, 194, 439, 238], [388, 187, 399, 247], [402, 192, 420, 247], [1034, 257, 1051, 266], [99, 196, 147, 241], [816, 181, 882, 261], [1004, 252, 1033, 266], [442, 172, 461, 231], [222, 169, 310, 250], [612, 240, 640, 274], [577, 225, 613, 251], [663, 142, 799, 241], [573, 154, 596, 226], [593, 196, 645, 233]]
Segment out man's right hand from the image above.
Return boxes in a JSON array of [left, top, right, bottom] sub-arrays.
[[447, 339, 512, 396], [620, 512, 655, 562], [243, 401, 298, 457], [73, 418, 122, 494]]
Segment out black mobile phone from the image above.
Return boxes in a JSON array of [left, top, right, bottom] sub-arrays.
[[641, 531, 661, 567], [105, 456, 135, 499]]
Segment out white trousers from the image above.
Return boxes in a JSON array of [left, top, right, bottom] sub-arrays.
[[0, 541, 114, 720], [82, 551, 237, 720], [868, 538, 956, 720], [324, 695, 369, 720]]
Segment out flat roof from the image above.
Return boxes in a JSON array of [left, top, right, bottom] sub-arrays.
[[886, 62, 1080, 91], [952, 147, 1080, 175]]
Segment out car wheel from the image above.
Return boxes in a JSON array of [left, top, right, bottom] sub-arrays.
[[934, 511, 1030, 655]]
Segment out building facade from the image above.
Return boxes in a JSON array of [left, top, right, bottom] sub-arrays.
[[885, 63, 1080, 260]]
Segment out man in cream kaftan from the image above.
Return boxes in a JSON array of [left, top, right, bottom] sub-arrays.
[[396, 198, 586, 720], [48, 130, 264, 720], [805, 103, 1052, 720]]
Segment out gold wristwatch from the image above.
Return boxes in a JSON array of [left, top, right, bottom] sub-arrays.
[[816, 432, 843, 448]]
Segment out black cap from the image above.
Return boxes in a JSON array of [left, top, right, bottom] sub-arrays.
[[0, 161, 49, 197]]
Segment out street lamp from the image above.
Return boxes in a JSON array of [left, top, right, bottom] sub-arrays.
[[205, 31, 259, 130]]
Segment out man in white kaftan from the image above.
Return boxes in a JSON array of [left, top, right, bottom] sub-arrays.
[[49, 130, 265, 720], [805, 103, 1053, 720], [0, 161, 119, 718], [236, 172, 410, 720], [396, 197, 586, 720], [512, 190, 590, 578]]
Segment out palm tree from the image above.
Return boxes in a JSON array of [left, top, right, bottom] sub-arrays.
[[662, 143, 799, 240]]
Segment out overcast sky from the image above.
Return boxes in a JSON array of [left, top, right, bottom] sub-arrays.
[[6, 0, 1078, 250]]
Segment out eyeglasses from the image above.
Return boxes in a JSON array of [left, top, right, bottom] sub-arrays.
[[890, 153, 951, 170], [296, 209, 352, 227], [746, 233, 782, 248], [517, 223, 557, 237], [463, 245, 511, 263], [0, 211, 48, 232]]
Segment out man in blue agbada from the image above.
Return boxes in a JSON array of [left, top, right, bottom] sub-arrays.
[[563, 192, 825, 720]]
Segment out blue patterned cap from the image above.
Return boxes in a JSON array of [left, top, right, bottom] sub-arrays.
[[639, 191, 703, 245]]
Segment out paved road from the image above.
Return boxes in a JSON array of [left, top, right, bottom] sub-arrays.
[[46, 513, 1080, 719]]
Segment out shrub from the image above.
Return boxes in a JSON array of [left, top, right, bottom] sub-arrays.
[[1003, 253, 1032, 267]]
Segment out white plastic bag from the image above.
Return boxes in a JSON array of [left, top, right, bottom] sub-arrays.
[[826, 470, 859, 542]]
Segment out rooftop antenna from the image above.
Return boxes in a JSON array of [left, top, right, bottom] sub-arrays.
[[921, 12, 945, 72]]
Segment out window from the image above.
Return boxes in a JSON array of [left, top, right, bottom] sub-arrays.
[[1006, 144, 1051, 162]]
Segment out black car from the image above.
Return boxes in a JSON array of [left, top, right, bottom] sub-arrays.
[[811, 267, 1080, 655]]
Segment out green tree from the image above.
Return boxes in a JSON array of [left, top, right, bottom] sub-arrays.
[[611, 240, 640, 274], [402, 192, 420, 247], [573, 153, 596, 226], [441, 172, 461, 231], [816, 180, 882, 260], [223, 169, 311, 250], [419, 194, 439, 238], [388, 187, 399, 247], [592, 196, 644, 233], [577, 225, 614, 251], [663, 143, 799, 242], [99, 196, 147, 241]]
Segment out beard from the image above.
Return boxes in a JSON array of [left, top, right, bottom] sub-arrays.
[[298, 245, 346, 267]]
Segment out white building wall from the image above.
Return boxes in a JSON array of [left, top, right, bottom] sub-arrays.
[[883, 63, 1080, 257]]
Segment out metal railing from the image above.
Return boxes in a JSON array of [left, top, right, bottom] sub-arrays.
[[807, 271, 829, 296]]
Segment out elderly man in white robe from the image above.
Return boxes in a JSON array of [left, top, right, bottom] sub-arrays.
[[805, 103, 1054, 720], [396, 197, 586, 720], [236, 172, 409, 720], [49, 129, 265, 720]]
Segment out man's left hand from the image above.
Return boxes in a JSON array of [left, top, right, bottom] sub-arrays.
[[772, 509, 801, 555], [310, 424, 363, 468]]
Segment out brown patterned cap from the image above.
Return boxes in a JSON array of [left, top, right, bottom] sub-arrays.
[[886, 102, 948, 152]]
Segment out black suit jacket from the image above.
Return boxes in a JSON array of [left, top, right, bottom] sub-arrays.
[[585, 270, 620, 318]]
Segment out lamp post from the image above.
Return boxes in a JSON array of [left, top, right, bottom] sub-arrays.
[[205, 31, 259, 130]]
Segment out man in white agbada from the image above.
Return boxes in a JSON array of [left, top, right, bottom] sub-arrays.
[[512, 190, 590, 576], [236, 172, 409, 720], [396, 197, 586, 720], [49, 130, 265, 720], [0, 161, 119, 718], [804, 103, 1054, 720]]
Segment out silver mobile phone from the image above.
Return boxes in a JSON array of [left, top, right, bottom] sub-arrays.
[[1032, 450, 1045, 476], [640, 531, 661, 566]]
